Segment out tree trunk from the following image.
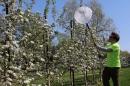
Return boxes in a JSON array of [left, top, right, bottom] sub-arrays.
[[84, 68, 88, 86], [72, 69, 75, 86], [69, 66, 72, 86], [48, 70, 51, 86]]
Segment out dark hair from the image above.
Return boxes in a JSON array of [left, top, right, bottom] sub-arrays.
[[111, 32, 120, 42]]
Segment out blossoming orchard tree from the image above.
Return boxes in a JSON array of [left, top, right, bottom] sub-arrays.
[[0, 0, 54, 86]]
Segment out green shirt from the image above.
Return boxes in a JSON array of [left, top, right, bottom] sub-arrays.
[[105, 42, 121, 67]]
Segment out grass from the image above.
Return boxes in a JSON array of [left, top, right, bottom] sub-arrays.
[[109, 67, 130, 86], [116, 67, 130, 86], [30, 67, 130, 86]]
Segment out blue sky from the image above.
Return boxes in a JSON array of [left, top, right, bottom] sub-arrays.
[[98, 0, 130, 52], [0, 0, 129, 52]]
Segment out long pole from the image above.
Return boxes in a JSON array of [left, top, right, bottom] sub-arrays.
[[70, 20, 75, 86], [3, 0, 9, 82], [86, 23, 104, 83], [86, 23, 100, 84]]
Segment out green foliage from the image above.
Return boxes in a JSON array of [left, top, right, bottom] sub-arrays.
[[121, 51, 130, 57]]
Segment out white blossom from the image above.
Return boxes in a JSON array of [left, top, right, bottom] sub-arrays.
[[40, 58, 45, 62], [36, 72, 42, 77], [23, 52, 26, 56], [27, 33, 32, 36], [7, 78, 13, 82], [50, 72, 54, 75], [7, 70, 14, 74], [2, 45, 10, 49], [39, 45, 43, 48], [30, 41, 35, 44], [24, 78, 34, 84]]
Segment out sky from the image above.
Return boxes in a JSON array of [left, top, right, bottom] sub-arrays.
[[0, 0, 130, 52], [98, 0, 130, 52]]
